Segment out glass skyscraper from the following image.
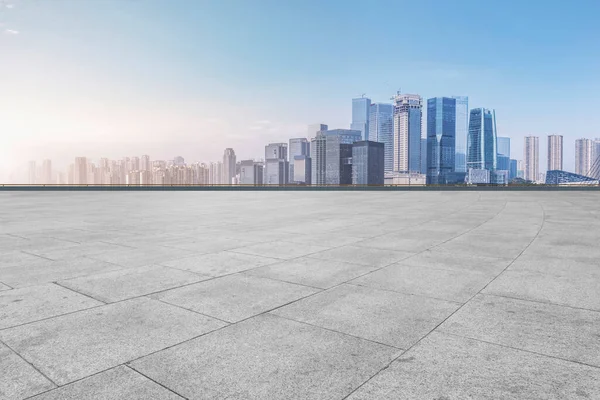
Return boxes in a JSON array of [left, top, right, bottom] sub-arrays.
[[452, 96, 468, 173], [426, 97, 456, 184], [351, 97, 371, 141], [352, 141, 385, 185], [467, 108, 497, 171], [368, 103, 394, 173], [497, 137, 511, 158]]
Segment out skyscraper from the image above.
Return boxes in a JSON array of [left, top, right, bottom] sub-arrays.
[[452, 96, 469, 173], [547, 135, 563, 171], [239, 160, 263, 185], [74, 157, 87, 185], [308, 124, 328, 141], [351, 97, 371, 141], [497, 137, 511, 158], [289, 138, 310, 184], [42, 159, 52, 184], [420, 138, 428, 175], [264, 143, 288, 185], [426, 97, 456, 185], [222, 148, 236, 185], [467, 108, 497, 172], [352, 141, 384, 185], [524, 136, 539, 182], [575, 138, 594, 176], [509, 159, 517, 180], [311, 129, 361, 185], [392, 93, 422, 173], [368, 103, 394, 173], [141, 155, 151, 172]]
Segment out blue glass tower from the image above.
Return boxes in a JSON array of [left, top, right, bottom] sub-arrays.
[[426, 97, 456, 184], [467, 108, 497, 171], [351, 97, 371, 141], [368, 103, 393, 173], [452, 96, 468, 173]]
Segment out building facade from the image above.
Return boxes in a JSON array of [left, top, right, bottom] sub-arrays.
[[289, 138, 310, 184], [352, 141, 384, 185], [452, 96, 469, 173], [547, 135, 563, 171], [392, 93, 422, 173], [575, 138, 594, 176], [368, 103, 394, 173], [426, 97, 456, 185], [222, 148, 236, 185], [264, 143, 288, 185], [497, 137, 511, 158], [467, 108, 497, 172], [351, 97, 371, 141], [293, 156, 311, 184], [312, 129, 361, 185], [524, 136, 540, 182]]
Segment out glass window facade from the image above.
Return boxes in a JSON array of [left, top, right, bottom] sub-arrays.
[[368, 103, 394, 173], [351, 97, 371, 141], [467, 108, 497, 172], [426, 97, 456, 184]]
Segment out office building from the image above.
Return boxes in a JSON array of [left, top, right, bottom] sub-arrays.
[[351, 96, 371, 141], [293, 156, 311, 184], [222, 148, 236, 185], [239, 160, 263, 185], [352, 141, 384, 185], [421, 138, 428, 175], [467, 108, 497, 171], [547, 135, 563, 171], [264, 143, 288, 185], [311, 129, 361, 185], [497, 137, 511, 158], [426, 97, 456, 184], [575, 138, 594, 176], [368, 103, 394, 172], [289, 138, 310, 184], [453, 96, 469, 173], [524, 136, 539, 182], [308, 124, 328, 140], [509, 159, 517, 180], [392, 93, 423, 173]]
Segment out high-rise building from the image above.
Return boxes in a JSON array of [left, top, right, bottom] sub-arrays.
[[289, 138, 310, 184], [41, 159, 52, 184], [392, 93, 422, 173], [74, 157, 87, 185], [239, 160, 263, 185], [547, 135, 563, 171], [467, 108, 497, 171], [293, 156, 311, 184], [308, 124, 328, 142], [222, 148, 236, 185], [420, 138, 428, 175], [311, 129, 361, 185], [524, 136, 539, 182], [264, 143, 288, 185], [131, 157, 140, 171], [351, 97, 371, 141], [352, 141, 384, 185], [141, 155, 151, 172], [516, 160, 525, 179], [368, 103, 394, 173], [27, 161, 36, 184], [452, 96, 469, 173], [575, 138, 594, 176], [497, 137, 511, 158], [509, 159, 517, 180], [426, 97, 456, 185]]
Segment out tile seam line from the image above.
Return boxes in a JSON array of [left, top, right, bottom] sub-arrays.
[[437, 331, 600, 371], [340, 198, 511, 400], [124, 365, 190, 400], [343, 281, 464, 305], [151, 297, 233, 325], [266, 312, 404, 351], [51, 281, 108, 305], [0, 337, 59, 388], [477, 292, 600, 315]]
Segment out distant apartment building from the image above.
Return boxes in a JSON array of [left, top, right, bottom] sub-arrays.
[[575, 138, 594, 176], [547, 135, 563, 171], [392, 93, 423, 173], [289, 138, 310, 184], [524, 136, 540, 182], [352, 141, 384, 185], [222, 148, 236, 185]]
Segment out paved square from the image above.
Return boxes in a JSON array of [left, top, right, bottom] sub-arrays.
[[1, 190, 599, 399]]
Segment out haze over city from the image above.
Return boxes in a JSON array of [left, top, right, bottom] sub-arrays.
[[1, 0, 599, 182]]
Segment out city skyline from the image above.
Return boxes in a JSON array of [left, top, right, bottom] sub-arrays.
[[2, 1, 600, 181]]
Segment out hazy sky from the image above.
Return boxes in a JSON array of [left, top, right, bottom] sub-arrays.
[[1, 0, 599, 180]]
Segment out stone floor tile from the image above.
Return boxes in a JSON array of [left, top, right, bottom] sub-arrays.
[[308, 246, 414, 268], [161, 251, 280, 277]]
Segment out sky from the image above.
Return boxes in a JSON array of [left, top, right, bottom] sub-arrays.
[[1, 0, 599, 181]]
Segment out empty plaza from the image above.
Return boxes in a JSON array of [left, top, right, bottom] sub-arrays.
[[1, 190, 600, 399]]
